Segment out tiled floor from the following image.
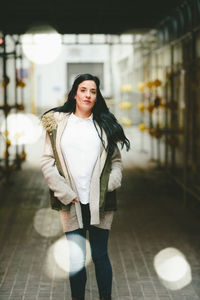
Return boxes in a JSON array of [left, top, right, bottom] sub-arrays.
[[1, 127, 200, 300]]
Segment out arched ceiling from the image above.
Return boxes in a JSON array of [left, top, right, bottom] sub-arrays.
[[1, 0, 184, 34]]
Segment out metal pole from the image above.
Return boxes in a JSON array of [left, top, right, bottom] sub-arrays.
[[20, 42, 26, 161], [164, 68, 169, 169], [170, 44, 176, 170], [14, 40, 20, 169], [2, 32, 9, 181]]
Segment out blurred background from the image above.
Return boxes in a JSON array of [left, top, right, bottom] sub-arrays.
[[1, 0, 200, 299]]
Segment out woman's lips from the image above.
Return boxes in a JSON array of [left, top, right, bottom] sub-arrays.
[[83, 100, 91, 103]]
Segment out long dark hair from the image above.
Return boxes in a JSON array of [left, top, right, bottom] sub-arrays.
[[44, 73, 130, 156]]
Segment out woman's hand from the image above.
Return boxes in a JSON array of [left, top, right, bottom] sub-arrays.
[[72, 197, 79, 203]]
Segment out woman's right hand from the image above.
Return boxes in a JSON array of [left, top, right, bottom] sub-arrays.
[[72, 197, 79, 203]]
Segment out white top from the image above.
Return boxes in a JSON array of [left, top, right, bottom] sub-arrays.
[[61, 112, 101, 204]]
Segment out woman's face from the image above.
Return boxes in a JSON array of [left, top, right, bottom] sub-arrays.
[[74, 80, 97, 113]]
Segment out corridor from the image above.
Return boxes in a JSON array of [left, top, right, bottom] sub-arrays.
[[0, 127, 200, 300], [0, 1, 200, 299]]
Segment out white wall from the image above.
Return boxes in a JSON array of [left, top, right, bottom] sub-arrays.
[[35, 43, 112, 111], [23, 34, 139, 121]]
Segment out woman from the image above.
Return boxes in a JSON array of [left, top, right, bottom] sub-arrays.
[[41, 73, 130, 300]]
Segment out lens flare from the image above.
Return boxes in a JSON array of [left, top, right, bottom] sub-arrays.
[[33, 208, 62, 237], [44, 235, 92, 280], [22, 24, 62, 64], [1, 113, 42, 145], [154, 247, 192, 290]]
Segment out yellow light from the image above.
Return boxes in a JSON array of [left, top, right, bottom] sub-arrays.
[[121, 117, 132, 126], [154, 79, 162, 87], [137, 82, 145, 92], [120, 101, 133, 110], [139, 123, 147, 131], [146, 81, 154, 89], [138, 102, 145, 112], [120, 84, 133, 92]]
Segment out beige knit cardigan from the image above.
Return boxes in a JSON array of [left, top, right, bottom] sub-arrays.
[[41, 111, 123, 232]]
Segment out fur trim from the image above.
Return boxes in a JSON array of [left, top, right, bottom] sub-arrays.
[[40, 111, 57, 132]]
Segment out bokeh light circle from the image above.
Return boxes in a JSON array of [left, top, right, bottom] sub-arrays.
[[44, 235, 92, 280], [154, 247, 192, 290], [1, 113, 42, 145], [22, 24, 62, 64], [34, 208, 62, 237]]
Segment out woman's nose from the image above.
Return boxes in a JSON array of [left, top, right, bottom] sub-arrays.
[[86, 92, 91, 98]]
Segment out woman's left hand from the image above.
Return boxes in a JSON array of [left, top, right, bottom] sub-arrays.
[[72, 197, 79, 203]]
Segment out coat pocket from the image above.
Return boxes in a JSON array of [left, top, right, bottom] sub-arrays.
[[49, 189, 72, 211], [103, 190, 117, 211]]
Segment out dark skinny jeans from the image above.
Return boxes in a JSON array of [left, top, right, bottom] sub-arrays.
[[65, 203, 112, 300]]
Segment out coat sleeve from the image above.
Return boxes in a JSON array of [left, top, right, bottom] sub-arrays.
[[107, 144, 123, 192], [40, 131, 77, 205]]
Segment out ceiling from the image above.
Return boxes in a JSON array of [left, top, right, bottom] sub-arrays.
[[1, 0, 184, 35]]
